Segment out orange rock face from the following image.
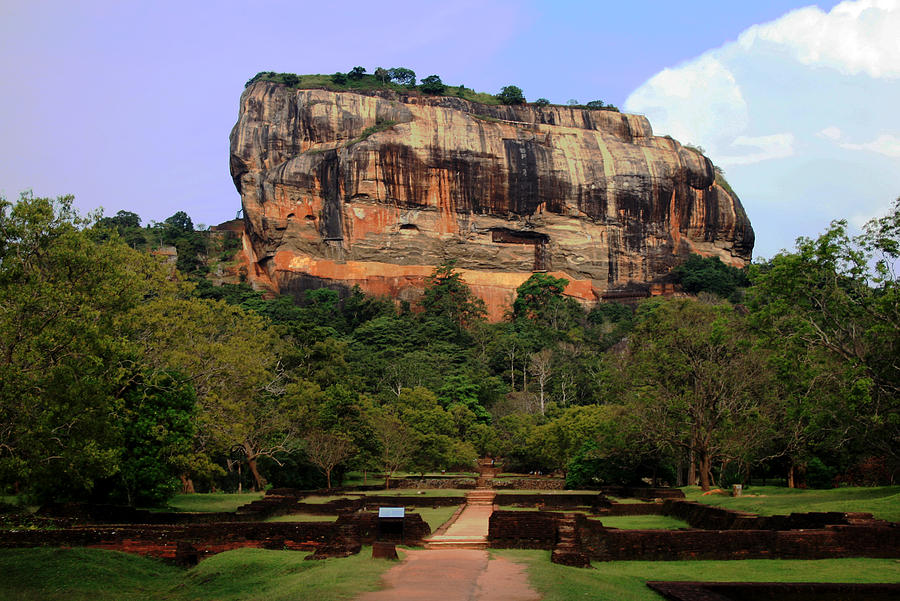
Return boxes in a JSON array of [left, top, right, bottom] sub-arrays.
[[229, 83, 754, 319]]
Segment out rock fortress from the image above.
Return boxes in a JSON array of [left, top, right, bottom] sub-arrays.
[[228, 82, 754, 320]]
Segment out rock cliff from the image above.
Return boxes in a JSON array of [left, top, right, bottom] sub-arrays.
[[229, 82, 754, 319]]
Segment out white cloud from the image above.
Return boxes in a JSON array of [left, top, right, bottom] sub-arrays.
[[716, 133, 795, 166], [839, 134, 900, 157], [818, 126, 842, 141], [624, 0, 900, 258], [626, 55, 747, 147], [737, 0, 900, 79]]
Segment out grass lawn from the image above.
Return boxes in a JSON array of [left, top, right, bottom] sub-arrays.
[[299, 495, 353, 504], [497, 550, 900, 601], [608, 496, 653, 504], [265, 513, 338, 522], [365, 489, 467, 497], [682, 485, 900, 522], [0, 546, 394, 601], [165, 492, 263, 513], [590, 515, 690, 530], [411, 505, 462, 532], [497, 489, 602, 495]]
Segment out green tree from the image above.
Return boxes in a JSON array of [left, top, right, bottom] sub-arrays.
[[331, 72, 348, 85], [420, 261, 486, 329], [388, 67, 416, 86], [585, 100, 606, 109], [419, 75, 446, 95], [115, 371, 196, 506], [497, 85, 525, 105], [348, 66, 366, 80], [512, 272, 579, 330], [747, 200, 900, 484], [374, 67, 389, 84], [0, 193, 182, 500], [626, 298, 775, 490], [671, 254, 749, 299], [533, 98, 550, 107]]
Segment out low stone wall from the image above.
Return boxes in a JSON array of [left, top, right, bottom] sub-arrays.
[[596, 503, 663, 516], [338, 512, 430, 545], [493, 478, 565, 490], [647, 581, 900, 601], [494, 493, 609, 509], [489, 510, 562, 550], [385, 478, 476, 489], [0, 513, 432, 561], [0, 521, 339, 561], [579, 521, 900, 561], [601, 486, 686, 500], [660, 500, 879, 530]]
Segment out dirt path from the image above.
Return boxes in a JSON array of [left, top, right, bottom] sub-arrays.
[[356, 548, 540, 601]]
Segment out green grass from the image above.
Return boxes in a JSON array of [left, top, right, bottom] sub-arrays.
[[682, 485, 900, 522], [299, 495, 350, 504], [366, 489, 467, 497], [497, 489, 600, 495], [0, 547, 395, 601], [590, 515, 690, 530], [410, 505, 462, 532], [165, 492, 263, 513], [497, 550, 900, 601], [341, 471, 385, 487], [608, 496, 653, 504], [265, 513, 338, 522]]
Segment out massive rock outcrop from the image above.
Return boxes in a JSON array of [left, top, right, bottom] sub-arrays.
[[229, 82, 753, 319]]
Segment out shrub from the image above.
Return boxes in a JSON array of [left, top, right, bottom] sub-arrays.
[[586, 100, 606, 109], [388, 67, 416, 86], [497, 85, 525, 105], [420, 74, 446, 95], [331, 72, 348, 85], [348, 66, 366, 80], [533, 98, 550, 107]]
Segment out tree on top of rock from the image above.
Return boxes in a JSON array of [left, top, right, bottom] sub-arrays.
[[497, 85, 525, 105], [419, 75, 446, 95]]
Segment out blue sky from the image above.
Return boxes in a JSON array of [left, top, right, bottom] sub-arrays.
[[2, 0, 896, 259]]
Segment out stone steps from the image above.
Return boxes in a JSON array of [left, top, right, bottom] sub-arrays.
[[551, 513, 591, 568], [424, 538, 488, 550]]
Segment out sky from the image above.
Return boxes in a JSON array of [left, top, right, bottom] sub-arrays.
[[1, 0, 896, 259]]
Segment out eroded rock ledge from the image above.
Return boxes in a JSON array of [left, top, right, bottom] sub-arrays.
[[229, 82, 754, 318]]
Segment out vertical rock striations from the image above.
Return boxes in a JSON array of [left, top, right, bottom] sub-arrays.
[[229, 82, 754, 318]]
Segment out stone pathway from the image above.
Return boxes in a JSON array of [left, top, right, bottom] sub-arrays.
[[358, 459, 542, 600], [424, 489, 495, 549], [356, 549, 541, 601]]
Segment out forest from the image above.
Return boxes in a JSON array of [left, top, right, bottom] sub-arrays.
[[1, 193, 897, 506]]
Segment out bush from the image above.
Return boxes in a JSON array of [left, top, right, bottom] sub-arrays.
[[331, 72, 348, 85], [533, 98, 550, 107], [671, 254, 749, 298], [348, 66, 366, 80], [420, 74, 446, 95], [586, 100, 606, 109], [805, 457, 836, 489], [497, 85, 525, 105], [388, 67, 416, 86]]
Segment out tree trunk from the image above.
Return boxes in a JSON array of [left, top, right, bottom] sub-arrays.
[[325, 468, 332, 489], [698, 450, 712, 491], [787, 463, 796, 489], [247, 456, 266, 491], [688, 450, 698, 486], [180, 473, 195, 494]]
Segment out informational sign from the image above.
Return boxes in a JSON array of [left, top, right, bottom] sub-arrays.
[[378, 507, 405, 519]]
